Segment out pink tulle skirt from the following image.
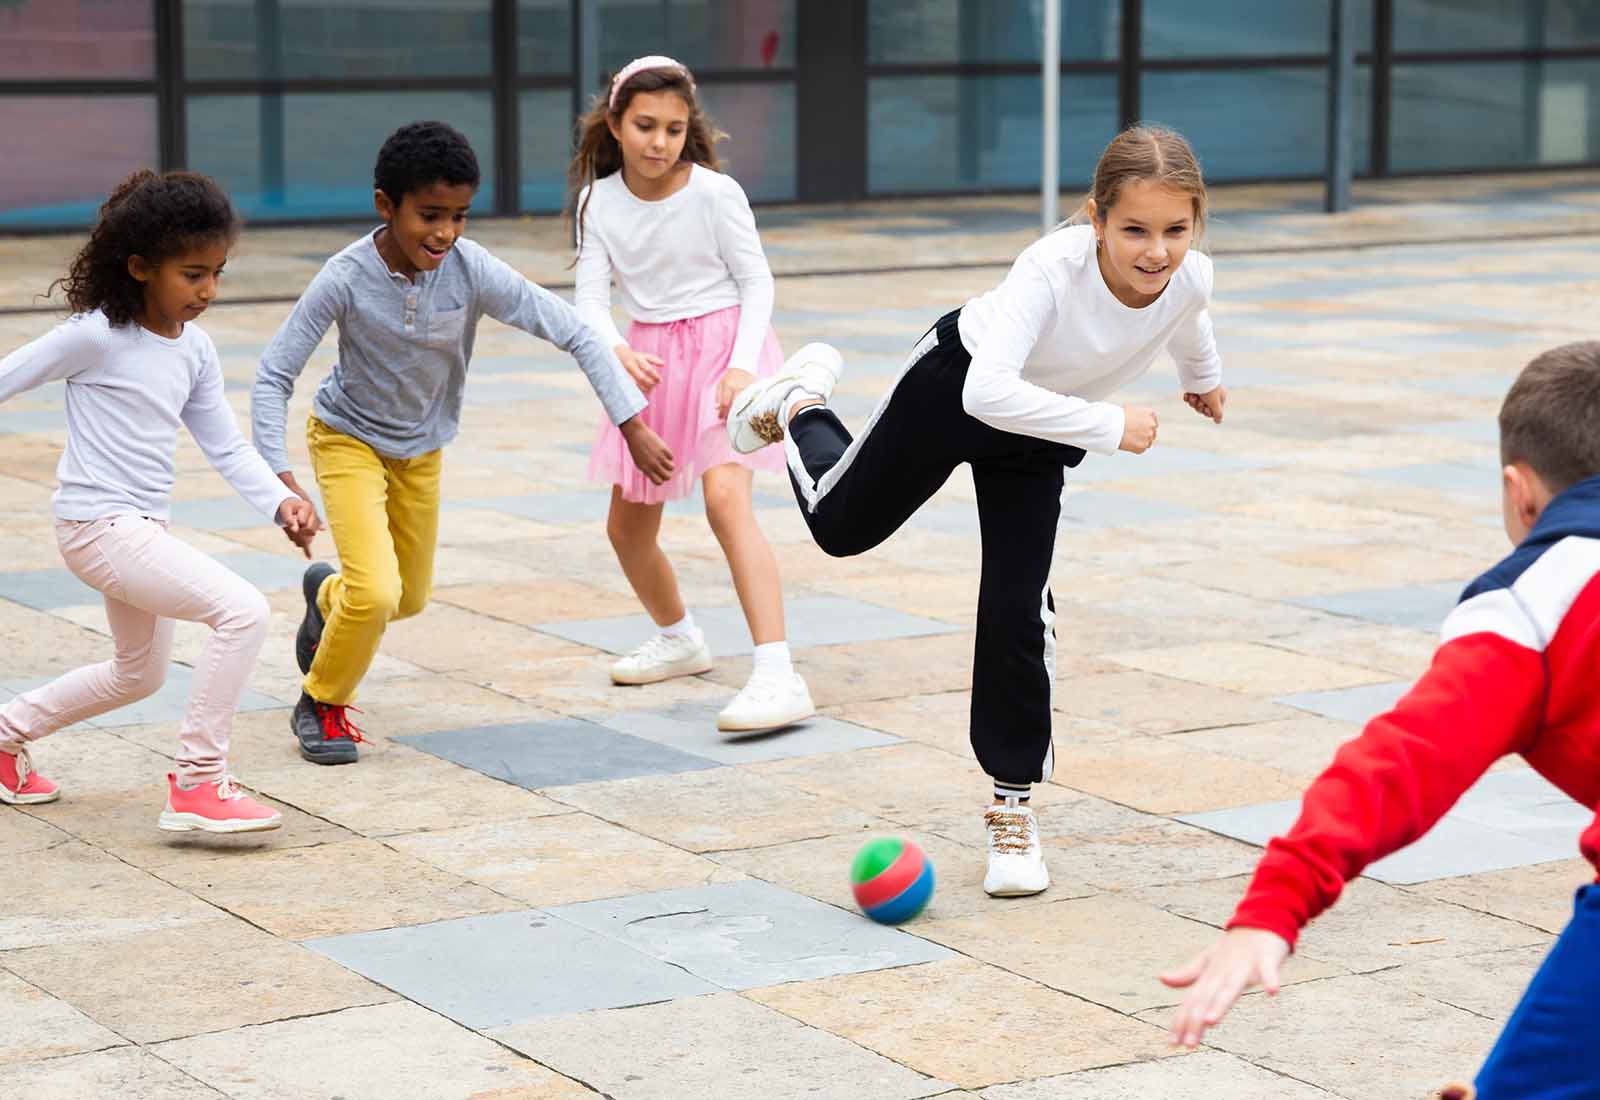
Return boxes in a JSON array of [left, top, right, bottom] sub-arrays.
[[589, 305, 787, 504]]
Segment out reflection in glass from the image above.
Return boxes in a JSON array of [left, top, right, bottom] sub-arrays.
[[1393, 0, 1600, 52], [0, 97, 159, 227], [0, 0, 155, 79], [1143, 0, 1374, 58], [869, 0, 1118, 63], [522, 89, 574, 212], [519, 0, 573, 75], [697, 82, 797, 202], [1391, 60, 1600, 171], [188, 92, 496, 218], [589, 0, 795, 73], [868, 75, 1118, 193]]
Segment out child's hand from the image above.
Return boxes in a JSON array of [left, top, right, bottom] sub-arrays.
[[1118, 406, 1159, 453], [715, 368, 754, 421], [619, 416, 676, 485], [1160, 927, 1291, 1049], [276, 497, 322, 559], [616, 344, 664, 394], [1184, 384, 1227, 424]]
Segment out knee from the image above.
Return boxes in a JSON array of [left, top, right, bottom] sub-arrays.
[[342, 573, 403, 622], [606, 508, 655, 557], [111, 659, 167, 703], [222, 588, 272, 638], [393, 585, 430, 622], [809, 517, 866, 559], [703, 483, 747, 539]]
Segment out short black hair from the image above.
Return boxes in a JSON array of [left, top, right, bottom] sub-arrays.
[[373, 121, 480, 204], [1500, 341, 1600, 493]]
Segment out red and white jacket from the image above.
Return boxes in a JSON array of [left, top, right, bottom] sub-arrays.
[[1230, 475, 1600, 948]]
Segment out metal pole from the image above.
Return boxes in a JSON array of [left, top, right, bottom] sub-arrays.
[[1042, 0, 1060, 233], [1325, 0, 1356, 212]]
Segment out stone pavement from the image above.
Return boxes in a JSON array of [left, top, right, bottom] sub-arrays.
[[3, 173, 1600, 1099]]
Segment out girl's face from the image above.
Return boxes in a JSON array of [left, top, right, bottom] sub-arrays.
[[1090, 180, 1197, 307], [608, 90, 691, 186], [128, 238, 229, 337]]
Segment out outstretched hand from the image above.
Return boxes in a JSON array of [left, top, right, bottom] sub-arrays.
[[1160, 927, 1291, 1048]]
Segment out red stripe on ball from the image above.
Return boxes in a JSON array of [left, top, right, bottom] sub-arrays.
[[851, 843, 926, 909]]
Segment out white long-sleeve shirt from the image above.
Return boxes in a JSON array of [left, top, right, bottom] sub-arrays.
[[958, 224, 1222, 455], [574, 164, 775, 377], [0, 311, 294, 523]]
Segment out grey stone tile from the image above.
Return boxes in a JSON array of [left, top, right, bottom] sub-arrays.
[[1418, 418, 1502, 444], [598, 701, 900, 765], [0, 409, 67, 434], [1362, 461, 1499, 496], [171, 496, 325, 531], [549, 879, 953, 989], [1290, 582, 1463, 631], [1059, 491, 1200, 529], [307, 909, 718, 1028], [2, 663, 284, 726], [0, 551, 309, 611], [1068, 446, 1271, 483], [536, 595, 958, 657], [455, 488, 792, 525], [1276, 679, 1413, 723], [396, 717, 720, 788]]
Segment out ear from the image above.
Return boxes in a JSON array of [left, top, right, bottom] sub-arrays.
[[374, 189, 396, 223], [1502, 463, 1544, 532], [126, 254, 154, 284], [1086, 197, 1100, 224]]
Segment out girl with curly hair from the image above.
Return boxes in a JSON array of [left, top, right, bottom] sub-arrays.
[[0, 169, 318, 833]]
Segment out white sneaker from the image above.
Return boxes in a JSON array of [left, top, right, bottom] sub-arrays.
[[983, 797, 1049, 897], [610, 629, 714, 685], [726, 342, 844, 454], [716, 669, 815, 732]]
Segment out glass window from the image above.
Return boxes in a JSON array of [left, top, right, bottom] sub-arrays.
[[867, 75, 1119, 194], [1144, 0, 1373, 58], [1547, 2, 1600, 48], [0, 97, 159, 228], [1391, 60, 1600, 171], [697, 81, 796, 201], [187, 91, 496, 219], [869, 0, 1119, 64], [182, 0, 492, 80], [520, 0, 573, 75], [1393, 0, 1593, 52], [1142, 67, 1372, 179], [0, 0, 155, 79], [521, 88, 573, 212], [591, 0, 795, 72]]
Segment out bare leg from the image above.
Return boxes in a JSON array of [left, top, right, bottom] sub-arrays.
[[606, 487, 686, 627], [702, 464, 785, 646]]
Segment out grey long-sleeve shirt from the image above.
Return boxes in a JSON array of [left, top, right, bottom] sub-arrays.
[[252, 230, 646, 472]]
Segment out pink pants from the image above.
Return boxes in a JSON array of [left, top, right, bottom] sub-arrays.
[[0, 515, 271, 782]]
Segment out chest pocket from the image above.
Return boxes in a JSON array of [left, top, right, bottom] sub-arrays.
[[427, 305, 470, 349]]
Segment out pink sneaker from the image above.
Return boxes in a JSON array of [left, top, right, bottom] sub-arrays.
[[158, 773, 282, 833], [0, 747, 60, 805]]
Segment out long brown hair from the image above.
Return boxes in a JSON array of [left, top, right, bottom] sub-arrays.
[[565, 65, 727, 257], [1068, 124, 1207, 235]]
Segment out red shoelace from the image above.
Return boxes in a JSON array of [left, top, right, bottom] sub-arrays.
[[317, 702, 366, 744]]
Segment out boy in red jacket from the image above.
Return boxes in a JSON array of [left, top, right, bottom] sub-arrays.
[[1161, 341, 1600, 1099]]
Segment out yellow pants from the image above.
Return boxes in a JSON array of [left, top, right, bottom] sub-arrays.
[[303, 415, 441, 705]]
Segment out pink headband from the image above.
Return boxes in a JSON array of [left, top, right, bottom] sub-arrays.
[[608, 54, 689, 111]]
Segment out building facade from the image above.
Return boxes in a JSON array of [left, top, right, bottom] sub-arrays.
[[3, 0, 1598, 229]]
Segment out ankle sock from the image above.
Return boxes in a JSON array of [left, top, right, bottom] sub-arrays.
[[751, 640, 793, 676], [781, 390, 825, 427], [660, 611, 697, 640], [993, 780, 1031, 804]]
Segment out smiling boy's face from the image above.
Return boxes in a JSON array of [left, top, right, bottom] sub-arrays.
[[373, 180, 476, 278]]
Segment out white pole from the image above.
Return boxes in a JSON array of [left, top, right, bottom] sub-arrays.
[[1041, 0, 1061, 233]]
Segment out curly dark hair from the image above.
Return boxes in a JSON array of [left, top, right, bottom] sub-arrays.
[[373, 121, 481, 205], [50, 170, 240, 328]]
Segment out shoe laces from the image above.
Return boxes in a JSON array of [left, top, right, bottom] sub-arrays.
[[736, 669, 791, 703], [9, 746, 35, 791], [631, 631, 689, 664], [984, 805, 1036, 855], [211, 774, 247, 802], [316, 702, 366, 743]]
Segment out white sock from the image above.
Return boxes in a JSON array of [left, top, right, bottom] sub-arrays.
[[660, 611, 697, 639], [781, 390, 826, 426], [751, 640, 792, 676]]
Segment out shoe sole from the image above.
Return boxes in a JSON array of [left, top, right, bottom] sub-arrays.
[[298, 743, 359, 765], [0, 786, 60, 805], [716, 702, 816, 733], [158, 811, 283, 833], [984, 878, 1051, 898], [610, 656, 715, 686], [295, 564, 334, 675]]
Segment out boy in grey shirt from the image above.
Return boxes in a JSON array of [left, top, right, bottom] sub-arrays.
[[253, 120, 674, 765]]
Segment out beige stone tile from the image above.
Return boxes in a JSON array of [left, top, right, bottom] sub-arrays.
[[5, 919, 394, 1044], [1371, 944, 1552, 1020], [155, 838, 519, 940], [1133, 875, 1551, 974], [1406, 858, 1594, 935], [547, 768, 886, 853], [1104, 642, 1391, 696], [706, 632, 978, 708], [1051, 670, 1294, 733], [1162, 555, 1366, 601], [377, 600, 593, 674], [979, 1049, 1334, 1099], [346, 675, 553, 739], [748, 958, 1172, 1089], [749, 743, 1077, 824], [1265, 621, 1437, 680], [491, 991, 953, 1100], [1, 842, 219, 951], [1167, 715, 1360, 780], [158, 1000, 594, 1100], [832, 691, 1126, 759], [13, 728, 179, 792], [1278, 539, 1489, 586], [918, 893, 1338, 1014], [1141, 974, 1502, 1100], [436, 578, 641, 626], [0, 970, 125, 1066], [1049, 735, 1305, 814], [0, 606, 115, 679], [10, 809, 73, 854], [8, 1046, 229, 1099], [388, 812, 744, 905]]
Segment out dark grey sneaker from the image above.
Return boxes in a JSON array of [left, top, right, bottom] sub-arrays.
[[295, 563, 336, 675], [291, 691, 362, 765]]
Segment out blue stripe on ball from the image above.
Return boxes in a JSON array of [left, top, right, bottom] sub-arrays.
[[863, 860, 935, 924]]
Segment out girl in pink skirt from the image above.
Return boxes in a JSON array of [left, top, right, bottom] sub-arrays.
[[567, 55, 813, 732]]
